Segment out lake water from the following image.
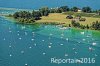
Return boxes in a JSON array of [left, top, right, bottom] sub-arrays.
[[0, 0, 100, 10], [0, 11, 100, 66]]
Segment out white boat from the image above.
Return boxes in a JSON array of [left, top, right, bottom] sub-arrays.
[[60, 27, 67, 30], [80, 32, 85, 35]]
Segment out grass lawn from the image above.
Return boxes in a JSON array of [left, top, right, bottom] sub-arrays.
[[36, 13, 71, 24], [36, 13, 100, 26]]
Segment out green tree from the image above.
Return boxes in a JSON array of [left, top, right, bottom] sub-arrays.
[[39, 7, 49, 16], [49, 8, 55, 13], [82, 7, 92, 13], [59, 6, 69, 12], [13, 12, 19, 18], [56, 8, 62, 13], [71, 7, 79, 12], [80, 25, 86, 29], [86, 24, 89, 29], [13, 11, 32, 18], [32, 10, 41, 17], [97, 10, 100, 15], [91, 21, 100, 30]]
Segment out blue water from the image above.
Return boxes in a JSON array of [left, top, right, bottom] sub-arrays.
[[0, 1, 100, 66], [0, 0, 100, 10], [0, 12, 100, 66]]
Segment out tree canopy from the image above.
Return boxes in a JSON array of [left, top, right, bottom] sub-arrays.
[[39, 7, 49, 16], [59, 6, 70, 12], [71, 7, 79, 12], [82, 7, 92, 13]]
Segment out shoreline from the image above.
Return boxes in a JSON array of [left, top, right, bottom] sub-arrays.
[[1, 7, 100, 32], [3, 16, 100, 33], [0, 7, 33, 11]]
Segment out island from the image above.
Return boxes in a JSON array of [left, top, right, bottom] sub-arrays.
[[7, 6, 100, 30]]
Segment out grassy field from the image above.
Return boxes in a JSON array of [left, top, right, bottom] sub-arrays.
[[36, 13, 100, 26], [36, 13, 71, 24]]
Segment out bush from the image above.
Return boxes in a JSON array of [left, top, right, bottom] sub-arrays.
[[79, 18, 86, 21], [91, 21, 100, 30], [82, 7, 92, 13], [71, 20, 80, 27], [80, 25, 86, 29], [66, 15, 73, 19], [71, 7, 79, 12], [86, 24, 89, 29]]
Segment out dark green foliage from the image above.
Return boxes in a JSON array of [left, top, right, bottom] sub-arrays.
[[97, 10, 100, 15], [59, 6, 70, 12], [50, 8, 62, 13], [91, 21, 100, 30], [79, 18, 86, 21], [66, 15, 73, 19], [13, 11, 32, 19], [98, 12, 100, 15], [13, 10, 43, 23], [71, 7, 79, 12], [18, 18, 35, 23], [32, 10, 41, 17], [13, 11, 36, 23], [12, 6, 100, 28], [71, 20, 88, 29], [44, 11, 49, 16], [39, 7, 49, 16], [13, 7, 51, 23], [13, 12, 19, 18], [71, 20, 80, 27], [56, 8, 62, 13], [69, 24, 71, 27], [71, 20, 100, 30], [49, 6, 69, 13], [80, 25, 86, 29], [82, 7, 92, 13], [86, 24, 89, 29], [75, 15, 81, 18], [8, 14, 13, 17], [49, 8, 56, 13]]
